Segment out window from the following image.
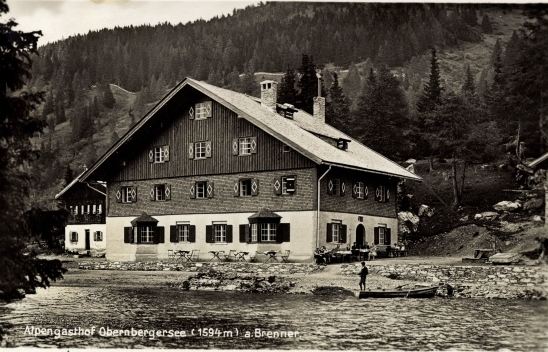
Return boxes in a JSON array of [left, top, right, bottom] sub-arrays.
[[92, 204, 97, 214], [214, 224, 227, 243], [154, 146, 166, 163], [154, 184, 166, 201], [81, 205, 85, 214], [195, 141, 207, 159], [282, 176, 296, 195], [378, 226, 385, 245], [239, 137, 252, 156], [139, 226, 154, 244], [70, 232, 78, 242], [354, 182, 367, 199], [86, 204, 91, 215], [94, 231, 103, 241], [195, 181, 207, 199], [251, 223, 258, 242], [327, 178, 341, 195], [239, 179, 252, 197], [97, 204, 102, 214], [332, 223, 340, 243], [177, 224, 190, 242], [375, 185, 389, 202], [260, 223, 277, 242], [120, 186, 136, 203], [195, 101, 212, 120], [282, 145, 292, 153]]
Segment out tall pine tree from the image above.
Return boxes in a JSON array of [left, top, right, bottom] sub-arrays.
[[416, 48, 443, 113], [297, 54, 318, 114], [278, 66, 298, 105], [326, 72, 350, 132]]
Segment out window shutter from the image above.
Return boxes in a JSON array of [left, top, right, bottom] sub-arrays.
[[327, 179, 334, 195], [124, 227, 132, 243], [326, 223, 332, 242], [116, 189, 122, 203], [205, 225, 213, 243], [155, 226, 165, 244], [233, 181, 240, 197], [189, 225, 196, 242], [170, 225, 178, 243], [340, 181, 346, 196], [148, 149, 154, 163], [135, 228, 141, 244], [150, 187, 155, 201], [205, 141, 212, 158], [364, 186, 369, 199], [190, 183, 196, 199], [204, 101, 212, 118], [165, 184, 171, 201], [163, 145, 170, 162], [250, 136, 257, 154], [375, 186, 382, 202], [374, 227, 380, 245], [273, 177, 282, 195], [278, 223, 290, 243], [207, 181, 214, 198], [386, 187, 390, 202], [188, 143, 194, 159], [385, 228, 392, 245], [239, 224, 249, 243], [226, 225, 233, 243], [352, 182, 358, 198], [340, 225, 347, 243], [131, 186, 137, 203], [251, 178, 259, 196], [232, 138, 239, 156], [189, 105, 195, 120]]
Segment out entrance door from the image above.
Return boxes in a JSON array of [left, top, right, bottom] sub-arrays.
[[356, 224, 365, 247], [85, 229, 91, 251]]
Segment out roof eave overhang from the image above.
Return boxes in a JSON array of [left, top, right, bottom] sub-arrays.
[[322, 161, 422, 182]]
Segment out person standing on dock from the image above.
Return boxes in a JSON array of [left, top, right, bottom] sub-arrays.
[[359, 261, 369, 291]]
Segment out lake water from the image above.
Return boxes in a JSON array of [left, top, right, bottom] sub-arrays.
[[1, 284, 547, 350]]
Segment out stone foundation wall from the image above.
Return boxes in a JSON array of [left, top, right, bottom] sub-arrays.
[[340, 263, 548, 299], [78, 261, 324, 275]]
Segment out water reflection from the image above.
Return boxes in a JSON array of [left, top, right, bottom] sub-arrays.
[[1, 285, 547, 350]]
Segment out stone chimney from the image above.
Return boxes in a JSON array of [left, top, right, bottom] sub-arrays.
[[260, 80, 278, 111], [313, 96, 326, 122]]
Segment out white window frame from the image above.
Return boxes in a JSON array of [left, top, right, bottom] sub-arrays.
[[154, 146, 166, 163], [282, 176, 295, 195], [238, 137, 252, 156], [251, 223, 258, 242], [214, 224, 227, 243], [97, 204, 102, 214], [177, 223, 190, 242], [331, 220, 342, 243], [239, 179, 252, 197], [195, 181, 207, 199], [378, 226, 386, 245], [140, 226, 154, 244], [195, 102, 210, 120], [121, 186, 134, 203], [154, 184, 166, 201], [356, 182, 365, 199], [260, 223, 277, 242], [194, 141, 207, 159], [92, 204, 97, 214], [80, 205, 85, 214]]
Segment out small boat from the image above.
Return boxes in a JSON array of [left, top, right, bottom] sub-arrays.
[[358, 285, 438, 299]]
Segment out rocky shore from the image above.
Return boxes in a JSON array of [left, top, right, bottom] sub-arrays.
[[75, 259, 548, 300]]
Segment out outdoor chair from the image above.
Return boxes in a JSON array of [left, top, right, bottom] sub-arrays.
[[189, 249, 200, 262], [226, 249, 237, 262], [280, 250, 291, 263]]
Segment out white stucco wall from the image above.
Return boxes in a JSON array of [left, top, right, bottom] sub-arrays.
[[318, 211, 398, 250], [65, 224, 107, 252], [105, 211, 316, 262]]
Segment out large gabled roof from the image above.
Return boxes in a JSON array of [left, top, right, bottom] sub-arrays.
[[82, 77, 421, 182], [55, 170, 106, 200]]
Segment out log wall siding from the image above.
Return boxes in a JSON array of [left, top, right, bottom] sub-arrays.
[[319, 167, 397, 218], [103, 88, 315, 182], [108, 168, 317, 217]]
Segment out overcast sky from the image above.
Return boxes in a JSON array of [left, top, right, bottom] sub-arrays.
[[5, 0, 258, 45]]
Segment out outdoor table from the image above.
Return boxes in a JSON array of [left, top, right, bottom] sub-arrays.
[[359, 249, 370, 261], [335, 250, 352, 263], [235, 251, 249, 262], [175, 250, 191, 262], [209, 250, 225, 262], [264, 250, 279, 263]]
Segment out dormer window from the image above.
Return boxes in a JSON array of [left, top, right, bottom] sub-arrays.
[[337, 139, 349, 151]]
